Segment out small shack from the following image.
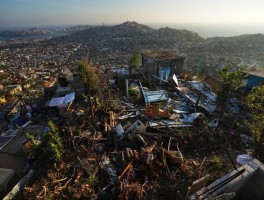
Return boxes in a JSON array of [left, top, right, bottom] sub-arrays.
[[141, 51, 185, 80]]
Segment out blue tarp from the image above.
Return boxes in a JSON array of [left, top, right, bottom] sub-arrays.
[[48, 97, 65, 107], [63, 92, 75, 104]]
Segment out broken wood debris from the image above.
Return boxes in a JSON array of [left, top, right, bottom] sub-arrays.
[[14, 71, 251, 200]]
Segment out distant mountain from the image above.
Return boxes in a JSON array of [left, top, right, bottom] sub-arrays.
[[59, 21, 264, 72], [183, 33, 264, 72], [112, 21, 154, 36], [66, 25, 92, 32], [69, 21, 154, 39], [0, 28, 50, 36], [65, 21, 202, 51], [143, 27, 203, 47], [207, 34, 264, 51], [0, 25, 92, 38]]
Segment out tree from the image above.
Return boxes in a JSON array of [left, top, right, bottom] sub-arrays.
[[217, 63, 244, 105], [78, 61, 99, 93], [27, 121, 64, 164], [218, 63, 244, 90], [128, 53, 141, 74], [245, 85, 264, 158]]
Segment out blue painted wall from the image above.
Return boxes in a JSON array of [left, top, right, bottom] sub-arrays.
[[246, 75, 264, 89]]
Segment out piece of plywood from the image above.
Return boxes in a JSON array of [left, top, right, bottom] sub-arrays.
[[185, 174, 210, 199]]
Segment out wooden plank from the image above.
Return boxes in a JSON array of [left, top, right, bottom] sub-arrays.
[[119, 160, 133, 179], [185, 174, 210, 199], [78, 157, 93, 176]]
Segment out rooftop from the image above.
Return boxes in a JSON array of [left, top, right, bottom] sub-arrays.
[[243, 68, 264, 78]]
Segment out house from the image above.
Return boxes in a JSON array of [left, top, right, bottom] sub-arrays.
[[0, 97, 6, 104], [5, 85, 22, 96], [202, 75, 224, 94], [141, 51, 185, 80], [243, 68, 264, 89]]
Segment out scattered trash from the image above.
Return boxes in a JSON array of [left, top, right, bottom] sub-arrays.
[[1, 58, 254, 200], [167, 138, 183, 165], [208, 119, 220, 127], [126, 120, 146, 140], [240, 134, 254, 143], [236, 154, 253, 165], [114, 124, 125, 140], [181, 112, 204, 123], [101, 156, 118, 183]]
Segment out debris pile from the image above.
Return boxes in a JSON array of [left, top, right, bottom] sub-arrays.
[[1, 71, 254, 199]]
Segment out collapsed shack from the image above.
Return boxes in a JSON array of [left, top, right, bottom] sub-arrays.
[[13, 71, 258, 200]]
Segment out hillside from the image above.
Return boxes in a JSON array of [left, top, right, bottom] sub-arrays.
[[62, 21, 264, 73], [183, 34, 264, 73], [65, 21, 202, 51]]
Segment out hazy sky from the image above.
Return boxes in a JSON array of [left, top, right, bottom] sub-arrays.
[[1, 0, 264, 28]]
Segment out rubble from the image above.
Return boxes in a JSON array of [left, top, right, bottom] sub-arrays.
[[0, 60, 260, 200]]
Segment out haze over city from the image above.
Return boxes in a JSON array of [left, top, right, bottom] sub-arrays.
[[1, 0, 264, 37], [1, 0, 264, 199]]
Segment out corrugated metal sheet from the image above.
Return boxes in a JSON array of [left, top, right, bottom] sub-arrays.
[[143, 90, 168, 104]]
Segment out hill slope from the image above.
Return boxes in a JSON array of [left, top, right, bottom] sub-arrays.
[[62, 21, 264, 73]]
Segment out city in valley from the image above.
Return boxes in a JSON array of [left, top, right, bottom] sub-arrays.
[[0, 1, 264, 199]]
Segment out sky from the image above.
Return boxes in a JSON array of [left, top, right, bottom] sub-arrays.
[[1, 0, 264, 36]]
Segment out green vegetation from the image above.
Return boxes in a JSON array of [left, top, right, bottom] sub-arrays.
[[44, 121, 64, 163], [217, 63, 244, 105], [45, 194, 54, 200], [218, 63, 244, 91], [85, 175, 98, 188], [212, 155, 223, 169], [128, 52, 141, 74], [78, 60, 99, 93], [25, 133, 39, 149], [246, 85, 264, 158], [29, 121, 64, 164], [128, 87, 137, 96]]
